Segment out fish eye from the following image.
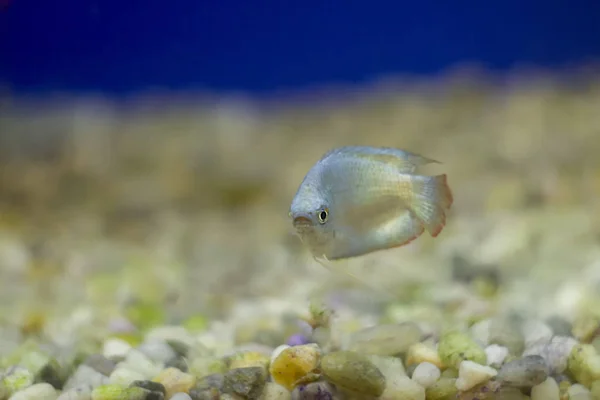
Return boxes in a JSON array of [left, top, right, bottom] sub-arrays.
[[318, 209, 328, 224]]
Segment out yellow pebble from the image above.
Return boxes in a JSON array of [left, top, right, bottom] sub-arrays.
[[269, 344, 321, 391], [153, 367, 196, 399], [406, 342, 444, 368]]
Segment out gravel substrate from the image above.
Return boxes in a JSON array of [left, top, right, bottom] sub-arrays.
[[1, 69, 600, 399]]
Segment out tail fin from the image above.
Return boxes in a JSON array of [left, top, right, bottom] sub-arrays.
[[407, 174, 453, 237]]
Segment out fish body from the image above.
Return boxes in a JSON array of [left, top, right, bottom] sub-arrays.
[[289, 146, 453, 260]]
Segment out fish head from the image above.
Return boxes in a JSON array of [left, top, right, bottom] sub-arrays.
[[289, 183, 335, 257]]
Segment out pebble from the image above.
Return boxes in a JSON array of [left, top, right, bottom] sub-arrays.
[[56, 386, 92, 400], [347, 322, 422, 356], [152, 368, 196, 399], [469, 319, 491, 346], [411, 362, 440, 388], [108, 367, 146, 386], [425, 377, 458, 400], [530, 377, 560, 400], [485, 344, 509, 368], [291, 382, 337, 400], [522, 320, 554, 348], [130, 380, 167, 397], [102, 339, 132, 360], [169, 394, 192, 400], [320, 351, 386, 397], [259, 382, 291, 400], [379, 375, 424, 400], [437, 331, 487, 368], [90, 384, 150, 400], [2, 366, 34, 395], [569, 383, 593, 399], [591, 381, 600, 399], [488, 317, 525, 355], [523, 335, 578, 374], [63, 365, 109, 391], [8, 382, 58, 400], [567, 344, 600, 387], [497, 355, 549, 389], [269, 344, 321, 391], [83, 355, 117, 377], [122, 350, 163, 378], [138, 340, 178, 364], [455, 360, 497, 391], [222, 367, 267, 399], [405, 343, 443, 368]]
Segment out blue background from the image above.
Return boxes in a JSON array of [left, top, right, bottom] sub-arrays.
[[2, 0, 600, 96]]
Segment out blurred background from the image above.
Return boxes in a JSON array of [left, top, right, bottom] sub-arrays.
[[1, 0, 600, 342]]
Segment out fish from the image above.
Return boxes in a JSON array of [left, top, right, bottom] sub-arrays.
[[289, 146, 453, 262]]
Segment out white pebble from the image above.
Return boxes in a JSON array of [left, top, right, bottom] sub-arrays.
[[411, 362, 440, 388], [531, 377, 559, 400], [137, 339, 177, 363], [485, 344, 509, 368], [63, 365, 108, 391], [455, 360, 498, 391], [522, 320, 553, 348], [122, 349, 163, 377], [56, 386, 92, 400], [380, 375, 425, 400], [9, 383, 57, 400], [102, 338, 131, 359], [522, 335, 578, 374], [170, 394, 193, 400], [469, 319, 491, 346], [568, 384, 593, 399], [108, 367, 146, 386], [259, 382, 291, 400]]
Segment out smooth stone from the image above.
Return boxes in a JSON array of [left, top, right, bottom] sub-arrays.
[[102, 339, 131, 360], [83, 355, 117, 377], [8, 382, 58, 400], [320, 351, 386, 397], [411, 362, 440, 389], [531, 377, 560, 400], [485, 344, 509, 368], [108, 367, 146, 387], [138, 340, 178, 364], [455, 360, 497, 391], [523, 335, 578, 375], [63, 365, 109, 391], [522, 320, 554, 349], [497, 355, 549, 389], [379, 376, 424, 400], [347, 323, 422, 356], [122, 350, 163, 378]]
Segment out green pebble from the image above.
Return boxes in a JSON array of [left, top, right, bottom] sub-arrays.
[[437, 331, 487, 369], [440, 368, 458, 379], [182, 315, 209, 332], [425, 377, 459, 400], [320, 351, 386, 397], [91, 384, 151, 400], [2, 367, 34, 394], [222, 367, 267, 399], [590, 380, 600, 399], [567, 344, 600, 388], [190, 357, 228, 378]]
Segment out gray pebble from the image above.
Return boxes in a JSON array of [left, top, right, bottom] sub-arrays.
[[522, 335, 578, 374], [138, 340, 178, 364], [130, 380, 167, 396], [63, 365, 108, 391], [82, 354, 116, 377], [497, 355, 549, 389], [545, 316, 573, 337]]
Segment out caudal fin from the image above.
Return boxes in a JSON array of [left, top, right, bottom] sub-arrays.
[[407, 174, 453, 237]]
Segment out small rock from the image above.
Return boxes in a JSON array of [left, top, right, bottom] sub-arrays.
[[469, 319, 491, 347], [138, 340, 178, 364], [368, 355, 410, 398], [545, 316, 573, 337], [590, 380, 600, 399], [568, 383, 593, 399], [90, 384, 150, 400], [259, 382, 291, 400], [188, 373, 224, 399], [152, 368, 196, 399], [347, 322, 422, 356], [379, 375, 424, 400], [108, 367, 146, 387], [411, 362, 440, 389], [523, 335, 578, 374], [425, 377, 458, 400], [320, 351, 386, 397], [63, 365, 109, 391], [222, 367, 267, 399], [102, 339, 132, 360], [455, 360, 497, 391], [437, 331, 487, 369], [130, 380, 167, 396], [56, 386, 93, 400], [497, 355, 549, 389], [188, 356, 227, 379], [123, 350, 163, 378], [170, 394, 192, 400], [269, 344, 321, 391], [485, 344, 508, 368], [291, 382, 337, 400], [2, 367, 34, 395], [488, 317, 525, 356], [567, 344, 600, 388], [228, 351, 270, 372], [8, 382, 57, 400], [522, 320, 554, 349], [531, 377, 560, 400], [405, 343, 443, 368], [83, 355, 117, 377]]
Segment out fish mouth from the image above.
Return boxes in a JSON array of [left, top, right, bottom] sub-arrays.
[[292, 215, 313, 228]]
